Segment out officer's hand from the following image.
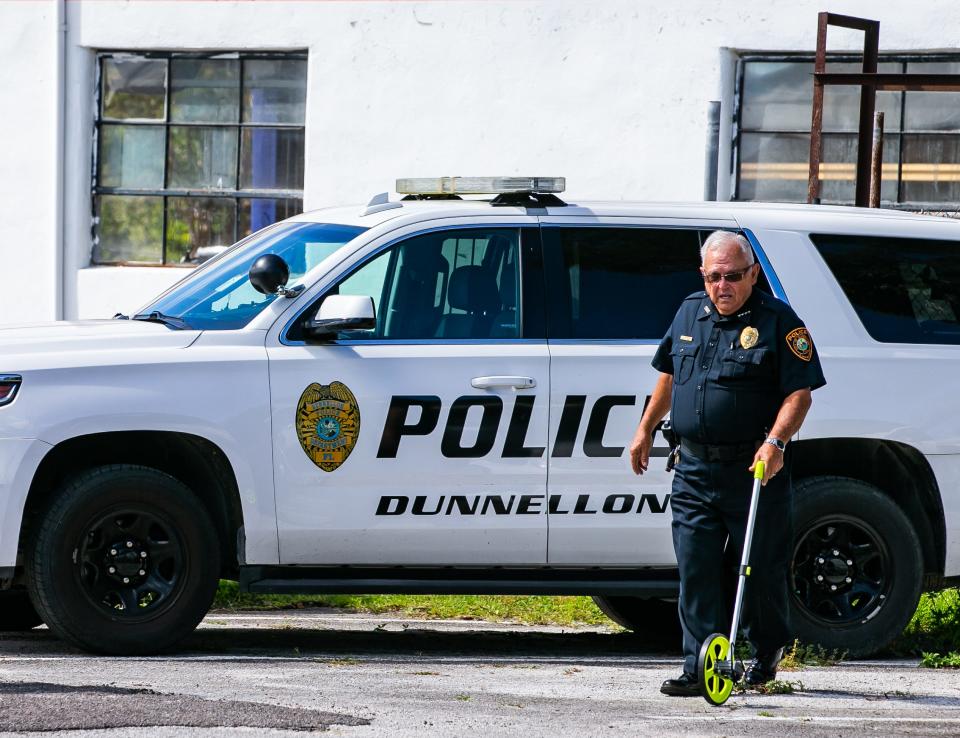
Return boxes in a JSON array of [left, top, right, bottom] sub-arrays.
[[749, 443, 784, 486], [629, 427, 654, 475]]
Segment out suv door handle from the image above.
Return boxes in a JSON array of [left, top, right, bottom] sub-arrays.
[[471, 376, 537, 390]]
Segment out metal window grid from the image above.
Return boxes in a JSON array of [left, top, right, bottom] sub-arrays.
[[92, 50, 308, 266], [734, 50, 960, 207]]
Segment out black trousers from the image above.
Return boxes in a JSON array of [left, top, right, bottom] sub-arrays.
[[670, 448, 793, 675]]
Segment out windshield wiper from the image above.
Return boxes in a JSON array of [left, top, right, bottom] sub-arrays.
[[132, 311, 192, 330]]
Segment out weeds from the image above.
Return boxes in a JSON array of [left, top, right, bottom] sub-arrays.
[[919, 651, 960, 668], [753, 679, 804, 695], [322, 657, 360, 667], [779, 639, 845, 669], [891, 589, 960, 655]]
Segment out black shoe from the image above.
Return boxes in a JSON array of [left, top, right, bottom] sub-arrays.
[[660, 671, 700, 697], [744, 648, 784, 686]]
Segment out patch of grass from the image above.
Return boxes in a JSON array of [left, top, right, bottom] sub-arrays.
[[212, 580, 608, 626], [891, 589, 960, 656], [454, 693, 471, 702], [919, 651, 960, 668], [758, 710, 774, 717], [321, 657, 360, 667], [753, 679, 804, 695], [779, 639, 845, 669]]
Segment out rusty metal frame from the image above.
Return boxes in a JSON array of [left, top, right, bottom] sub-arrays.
[[807, 12, 960, 206]]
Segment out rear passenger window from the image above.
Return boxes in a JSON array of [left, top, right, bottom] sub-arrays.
[[812, 234, 960, 344], [542, 227, 771, 339]]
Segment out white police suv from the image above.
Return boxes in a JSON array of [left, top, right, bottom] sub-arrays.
[[1, 177, 957, 655]]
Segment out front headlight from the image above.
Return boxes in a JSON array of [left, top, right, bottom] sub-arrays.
[[0, 375, 21, 407]]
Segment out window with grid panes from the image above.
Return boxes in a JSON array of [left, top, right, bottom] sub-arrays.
[[736, 57, 960, 208], [93, 52, 307, 265]]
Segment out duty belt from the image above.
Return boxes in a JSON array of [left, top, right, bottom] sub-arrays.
[[680, 438, 762, 463]]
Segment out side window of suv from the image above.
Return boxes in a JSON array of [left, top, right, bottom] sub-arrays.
[[303, 228, 522, 341], [542, 227, 771, 340], [811, 233, 960, 344]]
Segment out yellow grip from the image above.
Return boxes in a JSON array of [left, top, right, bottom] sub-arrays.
[[754, 460, 765, 480]]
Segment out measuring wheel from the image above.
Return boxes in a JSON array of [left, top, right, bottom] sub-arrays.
[[698, 633, 736, 705]]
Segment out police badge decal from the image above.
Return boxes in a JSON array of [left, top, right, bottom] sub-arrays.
[[786, 327, 814, 361], [296, 382, 360, 472]]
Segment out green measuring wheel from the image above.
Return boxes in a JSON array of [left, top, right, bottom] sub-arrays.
[[696, 461, 766, 706], [698, 632, 735, 705]]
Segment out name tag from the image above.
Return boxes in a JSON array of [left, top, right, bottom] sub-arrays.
[[680, 335, 693, 342]]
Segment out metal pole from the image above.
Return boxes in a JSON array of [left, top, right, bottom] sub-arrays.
[[727, 463, 766, 654], [704, 101, 721, 201], [869, 111, 885, 208], [854, 23, 880, 206], [807, 12, 829, 204]]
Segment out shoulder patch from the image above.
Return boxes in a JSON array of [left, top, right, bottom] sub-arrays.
[[296, 381, 361, 472], [786, 327, 813, 362]]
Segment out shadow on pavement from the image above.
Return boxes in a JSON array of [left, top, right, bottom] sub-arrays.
[[181, 624, 682, 661], [0, 621, 683, 662]]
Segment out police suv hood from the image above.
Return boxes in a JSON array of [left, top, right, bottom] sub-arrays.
[[0, 320, 199, 365]]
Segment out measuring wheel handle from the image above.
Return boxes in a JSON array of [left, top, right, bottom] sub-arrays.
[[697, 633, 735, 706]]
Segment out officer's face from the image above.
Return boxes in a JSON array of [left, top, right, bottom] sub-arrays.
[[701, 244, 759, 315]]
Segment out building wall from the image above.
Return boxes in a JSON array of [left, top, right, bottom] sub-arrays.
[[3, 0, 960, 324], [0, 1, 58, 324]]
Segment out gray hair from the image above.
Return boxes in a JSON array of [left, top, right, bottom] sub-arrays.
[[700, 231, 755, 266]]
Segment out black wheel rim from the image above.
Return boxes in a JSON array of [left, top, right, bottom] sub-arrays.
[[790, 514, 892, 628], [74, 506, 187, 620]]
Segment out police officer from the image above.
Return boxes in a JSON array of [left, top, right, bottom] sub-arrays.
[[629, 230, 826, 696]]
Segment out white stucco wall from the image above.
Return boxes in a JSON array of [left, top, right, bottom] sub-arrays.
[[0, 1, 58, 324], [3, 0, 960, 323]]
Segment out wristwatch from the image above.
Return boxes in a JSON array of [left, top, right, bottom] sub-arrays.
[[764, 437, 787, 452]]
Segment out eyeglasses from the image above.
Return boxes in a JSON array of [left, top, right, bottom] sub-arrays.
[[701, 267, 753, 284]]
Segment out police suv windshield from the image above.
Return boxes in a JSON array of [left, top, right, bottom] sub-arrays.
[[138, 222, 368, 330]]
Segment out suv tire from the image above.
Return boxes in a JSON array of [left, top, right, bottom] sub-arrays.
[[0, 590, 43, 630], [25, 465, 220, 655], [790, 475, 923, 658]]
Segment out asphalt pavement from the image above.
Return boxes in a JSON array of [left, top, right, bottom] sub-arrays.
[[1, 610, 958, 736]]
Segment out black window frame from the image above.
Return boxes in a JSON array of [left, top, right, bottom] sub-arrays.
[[734, 53, 960, 210], [92, 49, 308, 267]]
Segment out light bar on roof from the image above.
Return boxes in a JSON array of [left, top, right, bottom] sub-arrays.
[[396, 176, 566, 195]]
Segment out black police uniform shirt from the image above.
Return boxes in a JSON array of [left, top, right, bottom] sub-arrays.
[[652, 288, 827, 445]]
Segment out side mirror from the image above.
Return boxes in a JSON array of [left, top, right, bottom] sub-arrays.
[[304, 294, 376, 341], [249, 254, 290, 295]]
